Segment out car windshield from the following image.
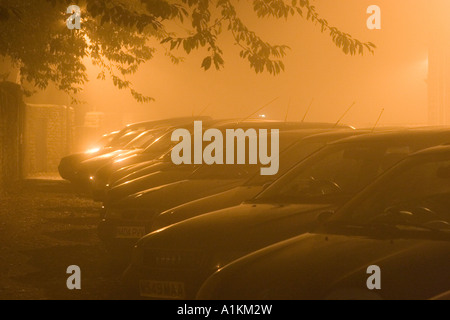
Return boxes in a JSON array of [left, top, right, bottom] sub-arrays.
[[245, 140, 327, 186], [94, 132, 118, 148], [110, 131, 143, 148], [253, 142, 413, 204], [108, 124, 153, 147], [330, 156, 450, 234], [124, 130, 162, 149], [143, 131, 175, 155]]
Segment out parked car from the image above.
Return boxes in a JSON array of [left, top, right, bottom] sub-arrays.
[[151, 130, 366, 231], [92, 121, 353, 201], [109, 123, 353, 187], [90, 119, 234, 201], [58, 130, 139, 181], [72, 128, 171, 190], [98, 128, 342, 249], [101, 148, 198, 206], [58, 116, 211, 184], [197, 145, 450, 300], [122, 128, 450, 299], [81, 118, 234, 196], [101, 126, 355, 206]]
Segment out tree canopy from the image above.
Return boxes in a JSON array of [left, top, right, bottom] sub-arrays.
[[0, 0, 376, 103]]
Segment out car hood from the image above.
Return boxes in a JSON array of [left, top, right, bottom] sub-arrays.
[[61, 148, 113, 165], [78, 149, 140, 173], [96, 159, 168, 182], [153, 185, 265, 229], [60, 152, 94, 165], [198, 232, 450, 300], [110, 160, 167, 185], [138, 202, 332, 252], [108, 150, 173, 173], [82, 149, 138, 163], [106, 168, 195, 203], [112, 162, 181, 187], [114, 178, 247, 214]]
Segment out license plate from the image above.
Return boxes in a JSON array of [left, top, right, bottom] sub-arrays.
[[139, 280, 186, 299], [115, 226, 146, 239]]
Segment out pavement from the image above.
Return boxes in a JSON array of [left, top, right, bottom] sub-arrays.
[[0, 179, 131, 300]]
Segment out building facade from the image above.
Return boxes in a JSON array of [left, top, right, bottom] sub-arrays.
[[428, 1, 450, 125]]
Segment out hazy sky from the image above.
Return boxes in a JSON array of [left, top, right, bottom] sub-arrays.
[[77, 0, 431, 129]]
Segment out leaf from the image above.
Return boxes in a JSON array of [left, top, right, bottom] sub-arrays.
[[201, 56, 212, 70]]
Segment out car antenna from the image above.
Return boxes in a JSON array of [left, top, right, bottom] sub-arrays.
[[334, 101, 356, 127], [285, 97, 291, 122], [239, 97, 279, 123], [301, 98, 314, 123], [372, 108, 385, 132], [198, 104, 211, 116]]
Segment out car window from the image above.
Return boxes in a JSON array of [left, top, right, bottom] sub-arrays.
[[254, 143, 412, 204], [112, 131, 143, 148], [144, 132, 175, 154], [109, 125, 151, 147], [124, 131, 157, 149], [341, 158, 450, 227], [95, 132, 117, 148]]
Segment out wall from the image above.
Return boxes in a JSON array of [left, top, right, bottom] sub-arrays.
[[23, 104, 74, 177]]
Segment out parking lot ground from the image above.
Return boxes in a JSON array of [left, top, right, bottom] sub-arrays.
[[0, 179, 130, 300]]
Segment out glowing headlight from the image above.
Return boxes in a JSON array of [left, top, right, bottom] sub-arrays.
[[85, 147, 100, 154]]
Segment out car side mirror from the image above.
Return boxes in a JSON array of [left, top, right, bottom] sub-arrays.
[[317, 210, 334, 224]]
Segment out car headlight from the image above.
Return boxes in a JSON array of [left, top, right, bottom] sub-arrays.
[[85, 147, 100, 154]]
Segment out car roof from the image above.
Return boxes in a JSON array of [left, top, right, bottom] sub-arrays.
[[300, 129, 366, 143], [275, 127, 350, 137], [124, 116, 213, 129], [327, 127, 450, 145], [214, 120, 352, 130]]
